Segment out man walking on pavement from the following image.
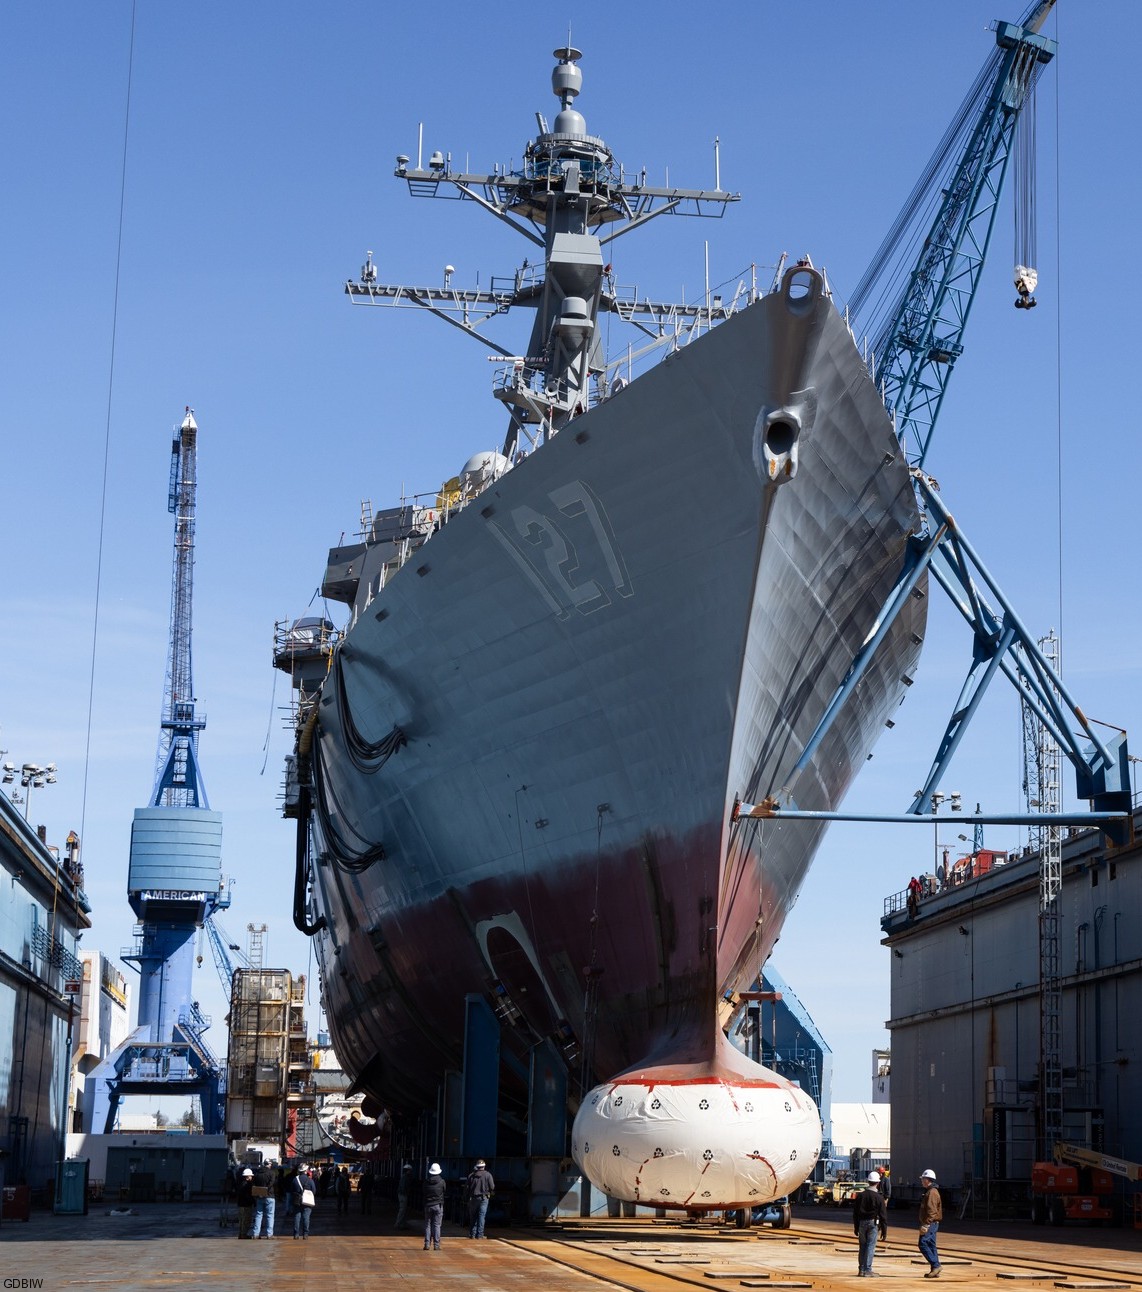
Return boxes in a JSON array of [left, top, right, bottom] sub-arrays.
[[919, 1169, 943, 1277], [465, 1158, 495, 1239], [853, 1171, 888, 1276]]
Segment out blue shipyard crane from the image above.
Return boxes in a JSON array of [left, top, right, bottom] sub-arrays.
[[744, 1, 1130, 851], [83, 410, 230, 1136], [734, 1, 1129, 1173]]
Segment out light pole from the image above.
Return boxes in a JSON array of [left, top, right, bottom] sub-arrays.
[[930, 791, 945, 887], [2, 761, 58, 820], [924, 791, 963, 887]]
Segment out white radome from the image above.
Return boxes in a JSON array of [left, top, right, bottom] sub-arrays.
[[572, 1041, 821, 1209]]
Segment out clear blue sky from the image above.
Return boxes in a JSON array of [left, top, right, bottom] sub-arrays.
[[1, 2, 1138, 1106]]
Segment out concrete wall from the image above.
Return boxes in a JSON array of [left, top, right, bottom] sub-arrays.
[[65, 1131, 228, 1196]]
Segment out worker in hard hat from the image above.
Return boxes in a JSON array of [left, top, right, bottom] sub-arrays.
[[236, 1167, 255, 1238], [918, 1169, 943, 1277], [853, 1171, 888, 1276]]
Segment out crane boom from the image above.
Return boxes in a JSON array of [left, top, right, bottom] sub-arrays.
[[1055, 1143, 1142, 1183], [866, 4, 1056, 468], [151, 407, 209, 807], [204, 913, 251, 998]]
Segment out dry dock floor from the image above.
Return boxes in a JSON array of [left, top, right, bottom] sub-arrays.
[[2, 1202, 1141, 1292]]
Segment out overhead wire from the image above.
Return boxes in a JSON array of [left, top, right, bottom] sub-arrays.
[[259, 667, 278, 775], [79, 0, 137, 846], [1052, 4, 1064, 662]]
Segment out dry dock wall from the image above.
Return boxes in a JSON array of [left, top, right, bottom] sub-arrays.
[[883, 814, 1142, 1208]]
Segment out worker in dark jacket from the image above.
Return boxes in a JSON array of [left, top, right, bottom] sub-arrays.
[[465, 1158, 495, 1239], [236, 1167, 255, 1238], [335, 1166, 352, 1215], [293, 1166, 317, 1240], [423, 1162, 447, 1250], [250, 1161, 276, 1238], [853, 1172, 889, 1275]]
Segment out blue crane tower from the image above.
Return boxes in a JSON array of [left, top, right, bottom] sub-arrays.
[[84, 409, 229, 1136], [743, 0, 1130, 1173]]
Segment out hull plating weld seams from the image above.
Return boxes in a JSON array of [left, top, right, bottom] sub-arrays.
[[308, 284, 925, 1119]]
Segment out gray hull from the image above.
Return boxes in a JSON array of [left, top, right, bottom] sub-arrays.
[[307, 269, 924, 1108]]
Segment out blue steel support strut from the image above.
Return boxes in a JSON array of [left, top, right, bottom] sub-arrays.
[[767, 471, 1131, 847], [780, 525, 945, 799], [914, 474, 1118, 785], [734, 807, 1127, 828]]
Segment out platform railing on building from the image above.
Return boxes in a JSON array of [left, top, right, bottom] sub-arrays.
[[960, 1130, 1038, 1220], [31, 921, 83, 986], [960, 1118, 1130, 1222], [884, 888, 909, 919]]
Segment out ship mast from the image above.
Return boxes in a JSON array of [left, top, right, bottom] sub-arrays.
[[346, 46, 740, 459]]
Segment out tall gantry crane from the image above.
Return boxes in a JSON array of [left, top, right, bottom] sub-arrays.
[[764, 3, 1127, 844], [858, 6, 1112, 1164], [852, 4, 1124, 1165], [84, 410, 230, 1136], [738, 1, 1131, 1166]]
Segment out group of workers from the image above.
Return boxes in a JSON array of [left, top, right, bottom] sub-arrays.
[[854, 1167, 943, 1278], [230, 1156, 496, 1248]]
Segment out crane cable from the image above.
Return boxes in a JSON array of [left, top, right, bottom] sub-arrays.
[[1013, 64, 1039, 307], [846, 52, 998, 338]]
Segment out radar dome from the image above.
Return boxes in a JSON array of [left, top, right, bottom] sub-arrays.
[[460, 451, 510, 493], [553, 108, 587, 136]]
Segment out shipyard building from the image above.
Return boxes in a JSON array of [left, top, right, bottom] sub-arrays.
[[69, 949, 130, 1133], [882, 810, 1142, 1213], [0, 791, 89, 1198]]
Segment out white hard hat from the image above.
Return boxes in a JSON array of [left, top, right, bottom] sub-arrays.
[[242, 1168, 253, 1177], [428, 1162, 442, 1175], [868, 1171, 881, 1183], [921, 1169, 937, 1180]]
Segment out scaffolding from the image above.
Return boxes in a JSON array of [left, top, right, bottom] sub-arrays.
[[1028, 631, 1063, 1158], [225, 968, 315, 1157]]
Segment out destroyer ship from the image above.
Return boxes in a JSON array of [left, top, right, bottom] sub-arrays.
[[278, 43, 931, 1208]]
